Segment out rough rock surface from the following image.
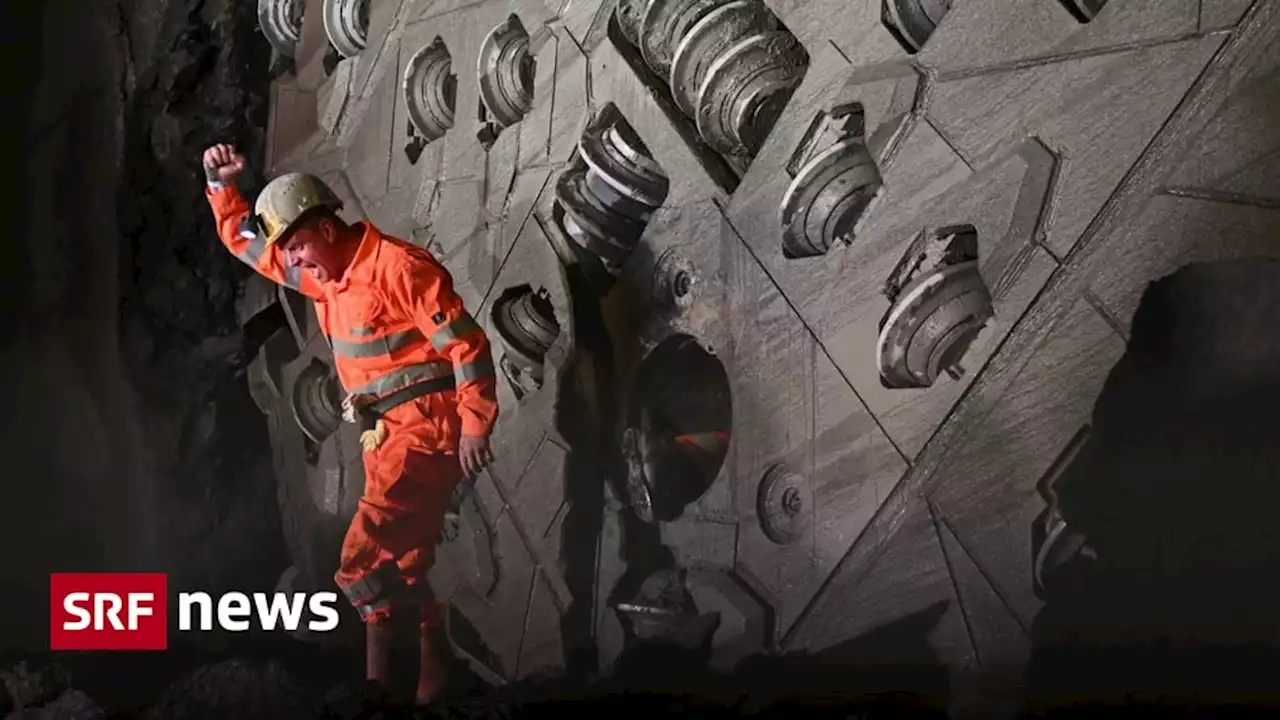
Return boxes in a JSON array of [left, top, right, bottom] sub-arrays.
[[0, 659, 103, 719], [3, 0, 288, 652], [142, 659, 315, 719], [114, 0, 287, 597], [0, 661, 71, 715]]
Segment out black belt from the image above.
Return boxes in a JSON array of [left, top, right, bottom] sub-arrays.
[[363, 374, 457, 419]]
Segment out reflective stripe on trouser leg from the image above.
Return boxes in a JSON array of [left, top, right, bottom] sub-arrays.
[[337, 564, 438, 623], [337, 562, 406, 621], [334, 445, 466, 625]]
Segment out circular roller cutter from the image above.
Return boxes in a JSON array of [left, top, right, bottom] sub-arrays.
[[555, 169, 646, 269], [491, 285, 561, 398], [323, 0, 370, 58], [694, 29, 807, 157], [614, 0, 649, 48], [550, 105, 671, 292], [258, 0, 305, 59], [291, 360, 343, 443], [779, 136, 884, 258], [876, 226, 994, 389], [404, 38, 457, 143], [640, 0, 731, 83], [669, 0, 775, 120], [578, 114, 671, 209], [478, 16, 534, 130], [546, 201, 620, 295]]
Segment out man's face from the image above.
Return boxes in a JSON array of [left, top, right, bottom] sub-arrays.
[[279, 218, 340, 283]]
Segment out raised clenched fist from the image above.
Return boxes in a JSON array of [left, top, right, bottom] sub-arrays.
[[201, 143, 246, 184]]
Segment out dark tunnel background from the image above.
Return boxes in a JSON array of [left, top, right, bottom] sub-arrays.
[[1024, 259, 1280, 711], [1, 0, 290, 655], [3, 0, 1280, 717]]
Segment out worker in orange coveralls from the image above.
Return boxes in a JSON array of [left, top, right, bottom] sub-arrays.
[[201, 143, 498, 704]]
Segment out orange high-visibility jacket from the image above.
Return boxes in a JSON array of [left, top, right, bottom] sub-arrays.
[[206, 183, 498, 444]]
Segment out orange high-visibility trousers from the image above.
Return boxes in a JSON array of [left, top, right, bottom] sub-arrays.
[[333, 436, 463, 631]]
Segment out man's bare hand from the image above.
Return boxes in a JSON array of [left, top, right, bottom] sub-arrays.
[[458, 434, 494, 479], [202, 143, 246, 184]]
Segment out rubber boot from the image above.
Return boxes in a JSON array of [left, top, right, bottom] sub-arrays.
[[415, 624, 449, 705]]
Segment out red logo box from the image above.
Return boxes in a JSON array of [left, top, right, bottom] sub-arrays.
[[49, 573, 168, 650]]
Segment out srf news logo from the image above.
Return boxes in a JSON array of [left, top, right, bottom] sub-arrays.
[[50, 573, 340, 651]]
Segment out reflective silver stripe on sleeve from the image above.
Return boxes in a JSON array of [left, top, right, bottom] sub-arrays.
[[236, 232, 266, 267], [429, 313, 481, 353], [356, 597, 394, 620], [345, 360, 455, 396], [339, 563, 400, 604], [234, 232, 304, 293], [283, 266, 304, 291], [356, 587, 429, 619], [455, 354, 495, 383], [340, 577, 375, 604], [330, 329, 426, 359]]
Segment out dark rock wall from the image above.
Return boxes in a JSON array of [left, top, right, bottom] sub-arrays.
[[1, 0, 286, 652], [114, 0, 287, 600]]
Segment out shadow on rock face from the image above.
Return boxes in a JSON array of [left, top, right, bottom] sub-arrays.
[[1026, 259, 1280, 712]]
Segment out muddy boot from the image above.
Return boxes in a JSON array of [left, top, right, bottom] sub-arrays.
[[415, 624, 450, 705]]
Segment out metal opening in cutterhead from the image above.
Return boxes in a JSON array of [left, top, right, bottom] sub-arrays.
[[622, 334, 732, 523]]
